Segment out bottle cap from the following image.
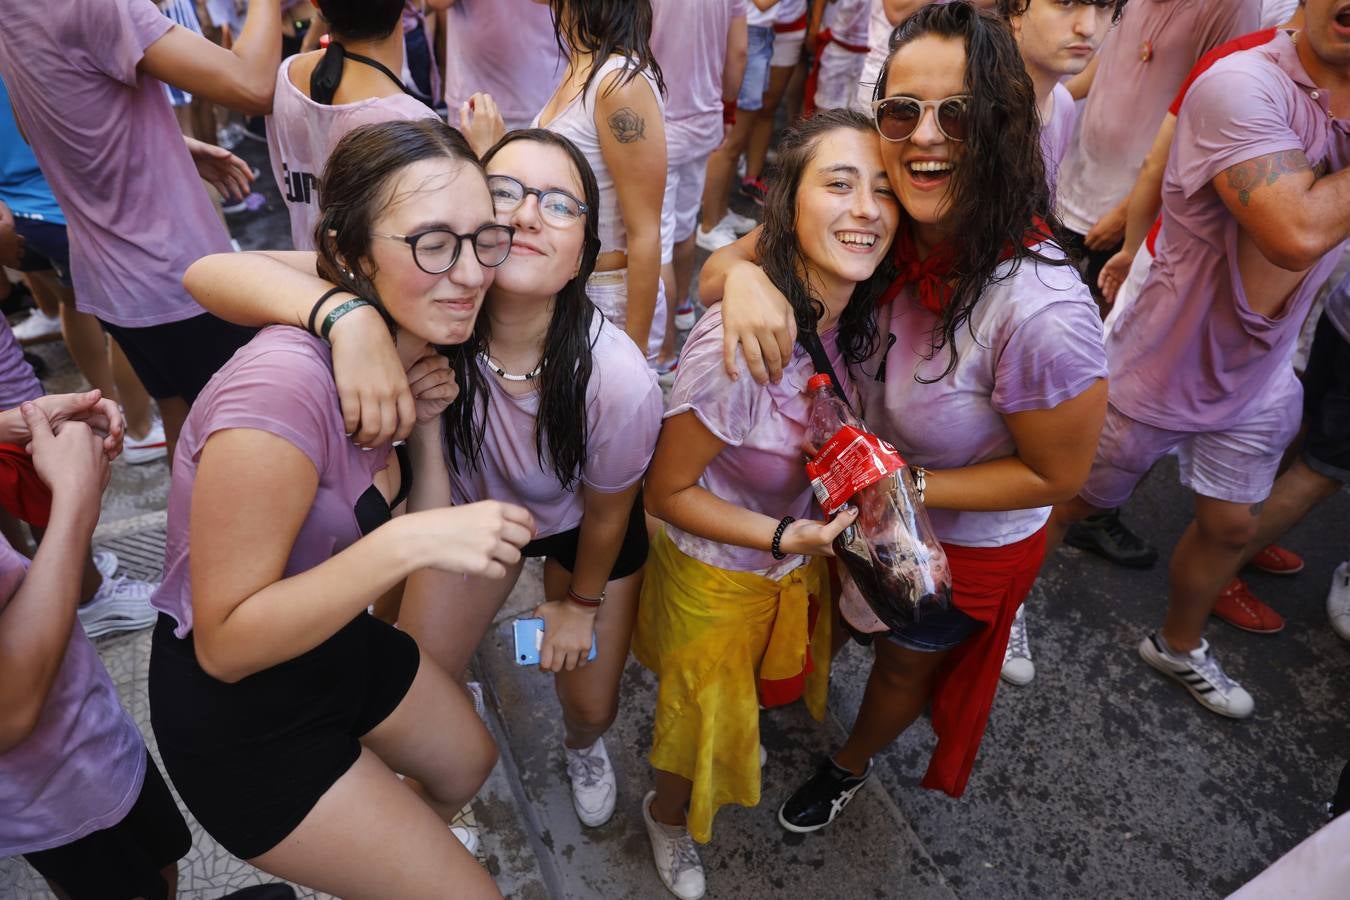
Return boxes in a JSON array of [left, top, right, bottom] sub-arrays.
[[807, 373, 833, 392]]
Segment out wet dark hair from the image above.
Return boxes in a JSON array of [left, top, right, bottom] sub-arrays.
[[874, 1, 1076, 380], [548, 0, 667, 99], [444, 129, 603, 492], [315, 0, 406, 41], [997, 0, 1126, 26], [755, 108, 887, 368], [314, 119, 487, 321]]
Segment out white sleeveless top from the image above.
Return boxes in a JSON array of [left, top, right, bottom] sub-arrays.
[[533, 55, 664, 255]]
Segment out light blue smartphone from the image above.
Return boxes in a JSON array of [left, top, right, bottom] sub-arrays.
[[512, 617, 598, 666]]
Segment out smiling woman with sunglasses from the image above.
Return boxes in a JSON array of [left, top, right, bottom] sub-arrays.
[[697, 1, 1108, 832]]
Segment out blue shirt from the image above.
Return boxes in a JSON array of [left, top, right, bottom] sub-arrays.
[[0, 77, 65, 225]]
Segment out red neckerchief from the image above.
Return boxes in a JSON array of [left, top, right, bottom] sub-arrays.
[[880, 217, 1052, 314]]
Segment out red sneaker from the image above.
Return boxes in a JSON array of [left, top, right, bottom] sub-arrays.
[[1248, 544, 1305, 575], [1212, 578, 1285, 634]]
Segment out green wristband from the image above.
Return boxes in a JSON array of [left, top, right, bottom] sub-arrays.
[[320, 297, 374, 342]]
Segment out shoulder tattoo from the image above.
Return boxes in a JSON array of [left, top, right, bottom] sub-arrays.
[[607, 107, 646, 144], [1224, 149, 1310, 206]]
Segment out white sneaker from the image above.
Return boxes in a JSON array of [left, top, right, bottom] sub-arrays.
[[92, 548, 119, 580], [12, 310, 62, 344], [1328, 561, 1350, 641], [721, 209, 758, 235], [1001, 604, 1035, 685], [449, 802, 480, 856], [694, 221, 737, 252], [565, 737, 617, 827], [642, 791, 706, 900], [466, 680, 487, 721], [77, 575, 159, 638], [1137, 632, 1254, 719], [123, 420, 167, 465], [673, 303, 699, 331]]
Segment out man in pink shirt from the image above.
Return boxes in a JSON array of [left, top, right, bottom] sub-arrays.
[[0, 0, 284, 453], [1049, 0, 1350, 719]]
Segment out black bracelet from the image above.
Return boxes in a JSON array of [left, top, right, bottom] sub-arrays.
[[308, 287, 348, 337], [321, 298, 374, 342], [771, 515, 796, 560]]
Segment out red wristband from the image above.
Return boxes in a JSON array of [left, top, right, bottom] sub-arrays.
[[722, 99, 737, 126], [567, 587, 604, 609]]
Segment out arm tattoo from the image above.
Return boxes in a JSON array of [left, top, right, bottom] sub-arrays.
[[607, 107, 646, 144], [1224, 150, 1309, 206]]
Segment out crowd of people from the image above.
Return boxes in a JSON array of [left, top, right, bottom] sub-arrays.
[[0, 0, 1347, 898]]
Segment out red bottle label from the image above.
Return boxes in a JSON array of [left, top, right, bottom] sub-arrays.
[[805, 425, 906, 514]]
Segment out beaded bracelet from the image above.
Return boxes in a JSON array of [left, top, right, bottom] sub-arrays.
[[307, 286, 349, 337], [770, 515, 796, 560], [320, 297, 374, 342]]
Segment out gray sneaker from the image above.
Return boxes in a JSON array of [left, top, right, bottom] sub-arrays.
[[642, 791, 705, 899], [1001, 604, 1035, 685]]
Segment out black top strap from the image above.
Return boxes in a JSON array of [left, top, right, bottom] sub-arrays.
[[310, 42, 416, 105], [798, 329, 854, 416]]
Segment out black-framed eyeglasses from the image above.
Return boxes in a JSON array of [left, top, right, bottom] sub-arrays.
[[372, 223, 515, 274], [487, 174, 589, 227], [870, 94, 971, 143]]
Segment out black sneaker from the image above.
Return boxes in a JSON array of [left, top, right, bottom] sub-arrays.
[[1063, 508, 1158, 569], [778, 757, 871, 833]]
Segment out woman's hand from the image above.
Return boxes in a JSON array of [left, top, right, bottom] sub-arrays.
[[721, 261, 796, 384], [1097, 247, 1133, 303], [407, 353, 458, 424], [778, 507, 858, 558], [34, 390, 125, 460], [533, 599, 598, 673], [184, 136, 255, 203], [22, 402, 109, 511], [459, 92, 505, 159], [407, 500, 535, 580], [327, 304, 416, 447]]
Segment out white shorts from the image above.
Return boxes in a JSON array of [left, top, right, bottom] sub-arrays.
[[661, 157, 710, 261], [1080, 386, 1303, 509], [1102, 244, 1154, 340], [813, 43, 868, 112], [586, 268, 668, 365], [772, 27, 807, 68]]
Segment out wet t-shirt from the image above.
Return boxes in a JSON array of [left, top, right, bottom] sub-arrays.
[[443, 0, 563, 130], [651, 0, 748, 164], [1040, 82, 1077, 197], [448, 317, 662, 538], [0, 538, 146, 856], [855, 247, 1106, 548], [1056, 0, 1257, 234], [665, 307, 854, 578], [1106, 33, 1350, 432], [153, 327, 395, 637], [0, 0, 231, 327]]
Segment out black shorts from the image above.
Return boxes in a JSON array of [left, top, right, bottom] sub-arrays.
[[101, 314, 255, 403], [23, 750, 191, 900], [13, 218, 72, 284], [520, 489, 648, 580], [148, 612, 420, 860], [1302, 313, 1350, 483]]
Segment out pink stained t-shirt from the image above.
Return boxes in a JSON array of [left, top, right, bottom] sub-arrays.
[[0, 537, 148, 857], [1105, 33, 1350, 433], [448, 316, 663, 538], [152, 327, 396, 637], [665, 306, 854, 578], [1055, 0, 1257, 235], [443, 0, 564, 131], [855, 247, 1106, 548], [266, 55, 441, 251], [651, 0, 748, 165], [1039, 82, 1077, 198], [0, 0, 231, 328]]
